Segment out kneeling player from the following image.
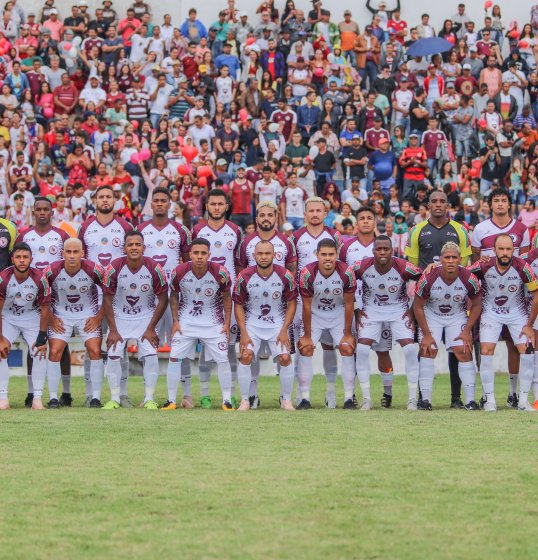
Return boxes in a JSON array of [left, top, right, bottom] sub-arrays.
[[44, 238, 106, 408], [103, 231, 168, 409], [234, 241, 297, 411], [0, 243, 49, 410], [413, 242, 482, 410], [164, 238, 234, 411], [353, 236, 423, 410], [297, 239, 356, 409], [468, 234, 538, 412]]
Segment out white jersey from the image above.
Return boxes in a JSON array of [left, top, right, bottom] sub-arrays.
[[299, 261, 356, 328], [471, 218, 529, 258], [78, 215, 133, 268], [44, 259, 105, 320], [237, 231, 297, 270], [170, 261, 231, 328], [103, 256, 168, 321], [16, 226, 70, 270], [415, 266, 480, 322], [339, 237, 374, 266], [137, 219, 191, 280], [353, 257, 422, 321], [0, 266, 50, 325], [281, 186, 307, 218], [192, 220, 241, 285], [232, 265, 297, 330], [293, 226, 342, 278]]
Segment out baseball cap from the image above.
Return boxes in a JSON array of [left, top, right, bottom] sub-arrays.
[[351, 133, 362, 139], [365, 25, 373, 32], [343, 9, 351, 15], [216, 158, 227, 166], [463, 198, 474, 207], [446, 81, 455, 88], [282, 222, 294, 232], [195, 95, 204, 101], [409, 132, 419, 138], [379, 137, 390, 144], [79, 0, 88, 5], [469, 45, 477, 52], [198, 64, 207, 72], [387, 27, 395, 34], [298, 30, 307, 36], [400, 76, 408, 83], [237, 163, 247, 170], [350, 176, 361, 181], [463, 63, 471, 70], [331, 64, 339, 70], [151, 64, 161, 71], [113, 184, 122, 191], [239, 10, 247, 17], [49, 8, 58, 14]]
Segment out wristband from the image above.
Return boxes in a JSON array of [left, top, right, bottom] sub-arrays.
[[35, 330, 48, 347]]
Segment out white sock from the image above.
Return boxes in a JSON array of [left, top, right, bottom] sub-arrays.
[[199, 355, 211, 397], [518, 354, 534, 406], [228, 345, 237, 393], [180, 359, 191, 397], [341, 355, 356, 401], [297, 355, 314, 400], [61, 374, 71, 394], [107, 357, 122, 402], [458, 361, 477, 405], [237, 362, 251, 400], [250, 358, 260, 397], [479, 355, 495, 399], [323, 349, 337, 396], [89, 359, 104, 400], [0, 359, 9, 398], [279, 363, 294, 401], [84, 355, 92, 398], [32, 356, 47, 399], [27, 374, 34, 394], [216, 361, 232, 402], [533, 352, 538, 401], [402, 344, 419, 400], [418, 357, 435, 402], [120, 351, 129, 397], [509, 373, 518, 395], [166, 359, 182, 403], [355, 343, 371, 400], [142, 355, 159, 402], [47, 360, 61, 400], [382, 369, 393, 396]]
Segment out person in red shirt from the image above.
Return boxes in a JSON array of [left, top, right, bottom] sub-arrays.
[[118, 9, 141, 48], [388, 8, 408, 46], [53, 74, 79, 115], [182, 42, 199, 80], [399, 132, 428, 199], [270, 98, 297, 143], [229, 164, 254, 230]]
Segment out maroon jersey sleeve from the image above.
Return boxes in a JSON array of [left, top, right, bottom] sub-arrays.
[[459, 267, 481, 299], [102, 257, 124, 295], [43, 260, 63, 285], [275, 264, 297, 302], [335, 261, 357, 293], [170, 263, 190, 293], [116, 216, 134, 234], [0, 268, 12, 299], [80, 258, 106, 287], [30, 268, 51, 305], [232, 267, 253, 305], [170, 221, 192, 260], [236, 232, 255, 269], [228, 221, 242, 269], [281, 233, 297, 266], [53, 226, 71, 244], [394, 257, 422, 281], [299, 262, 316, 298], [338, 238, 351, 263], [146, 257, 168, 295], [77, 216, 93, 252], [352, 256, 373, 280], [209, 262, 232, 293]]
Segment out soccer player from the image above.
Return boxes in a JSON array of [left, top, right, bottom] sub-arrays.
[[44, 238, 106, 408], [413, 242, 482, 410], [234, 240, 297, 411], [292, 196, 342, 408], [191, 189, 241, 408], [471, 187, 530, 408], [79, 186, 134, 407], [0, 243, 50, 410], [102, 231, 168, 410], [298, 239, 357, 409], [405, 190, 472, 408], [523, 246, 538, 409], [339, 206, 395, 407], [165, 238, 234, 410], [16, 197, 71, 407], [353, 236, 423, 410], [236, 200, 297, 407], [468, 234, 538, 412]]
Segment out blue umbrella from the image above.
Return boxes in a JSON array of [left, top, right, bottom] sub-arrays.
[[405, 37, 454, 58]]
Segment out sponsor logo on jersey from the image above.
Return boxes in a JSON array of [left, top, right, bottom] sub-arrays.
[[508, 285, 517, 292], [141, 284, 150, 292], [112, 238, 121, 247], [168, 239, 177, 249], [388, 285, 398, 293], [25, 293, 34, 301], [205, 288, 214, 297], [80, 285, 89, 293]]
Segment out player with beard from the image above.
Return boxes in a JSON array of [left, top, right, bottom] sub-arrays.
[[16, 198, 70, 407], [292, 197, 342, 408], [468, 234, 538, 412], [0, 243, 50, 410], [353, 236, 423, 410], [236, 201, 297, 408], [102, 231, 168, 410], [339, 206, 396, 407], [234, 241, 297, 411], [413, 242, 482, 411], [44, 239, 107, 408], [471, 188, 530, 409], [190, 189, 241, 408], [78, 186, 133, 407]]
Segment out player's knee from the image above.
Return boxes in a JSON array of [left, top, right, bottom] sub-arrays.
[[48, 349, 63, 362], [339, 342, 354, 356], [239, 351, 254, 365], [278, 354, 291, 367], [299, 344, 314, 357]]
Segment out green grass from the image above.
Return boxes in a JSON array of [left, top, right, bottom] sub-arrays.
[[0, 374, 537, 560]]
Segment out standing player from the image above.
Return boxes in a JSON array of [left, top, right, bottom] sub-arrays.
[[523, 246, 538, 409], [292, 197, 342, 408], [468, 234, 538, 412], [234, 241, 297, 411], [405, 190, 473, 408], [298, 239, 357, 409], [44, 238, 106, 408], [236, 200, 297, 408], [339, 206, 395, 407], [102, 231, 168, 410], [0, 243, 49, 410], [165, 238, 234, 411], [471, 187, 530, 408], [413, 242, 482, 410], [191, 189, 241, 408], [79, 185, 133, 407], [16, 198, 71, 407], [353, 236, 423, 410]]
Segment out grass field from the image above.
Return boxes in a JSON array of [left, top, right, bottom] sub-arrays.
[[0, 374, 536, 560]]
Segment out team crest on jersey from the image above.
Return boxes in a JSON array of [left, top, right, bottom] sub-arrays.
[[509, 234, 519, 244], [101, 237, 108, 245], [333, 288, 342, 295], [214, 241, 222, 248], [379, 284, 385, 290], [263, 291, 269, 297], [272, 291, 280, 299], [156, 239, 164, 247], [453, 294, 464, 302], [112, 238, 121, 247], [39, 246, 46, 254], [226, 241, 234, 250], [141, 284, 150, 292], [25, 293, 34, 301], [508, 285, 517, 292], [49, 245, 58, 255], [80, 285, 89, 293], [205, 288, 214, 296], [218, 341, 228, 351], [0, 237, 7, 248], [168, 239, 177, 249], [324, 288, 330, 294], [130, 283, 137, 290], [388, 285, 398, 293]]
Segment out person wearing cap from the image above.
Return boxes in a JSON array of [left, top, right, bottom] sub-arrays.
[[79, 75, 106, 111], [501, 62, 528, 113], [338, 10, 359, 66], [354, 25, 380, 90], [343, 134, 368, 189], [455, 63, 479, 95], [42, 7, 63, 41], [399, 133, 428, 200], [311, 9, 339, 49], [441, 81, 461, 139], [388, 6, 407, 45], [373, 63, 397, 99], [392, 76, 413, 131], [455, 197, 480, 230], [214, 42, 241, 80]]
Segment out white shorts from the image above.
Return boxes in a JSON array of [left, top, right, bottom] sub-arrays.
[[351, 316, 392, 352], [418, 316, 466, 349], [480, 316, 528, 345], [247, 326, 290, 362], [358, 317, 414, 344], [311, 323, 346, 348], [3, 321, 41, 357], [108, 317, 156, 359], [170, 326, 229, 363], [48, 316, 102, 343], [157, 306, 174, 346]]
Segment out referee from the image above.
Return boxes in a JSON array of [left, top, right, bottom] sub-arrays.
[[405, 189, 472, 408]]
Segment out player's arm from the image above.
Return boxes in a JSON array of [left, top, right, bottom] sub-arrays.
[[471, 246, 481, 263], [412, 294, 436, 357], [34, 302, 50, 358], [277, 296, 296, 352], [235, 302, 253, 357], [103, 293, 122, 350], [454, 293, 481, 355], [300, 294, 314, 348], [222, 290, 232, 340], [0, 298, 8, 359], [523, 288, 538, 348], [169, 289, 181, 337], [143, 291, 168, 348]]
